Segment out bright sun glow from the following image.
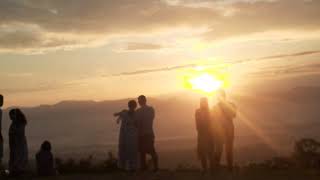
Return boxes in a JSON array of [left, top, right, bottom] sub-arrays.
[[189, 73, 222, 93], [182, 65, 230, 95]]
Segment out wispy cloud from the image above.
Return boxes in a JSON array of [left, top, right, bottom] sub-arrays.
[[6, 73, 33, 78], [126, 42, 163, 51], [108, 64, 198, 77], [108, 50, 320, 77], [259, 50, 320, 61], [0, 0, 319, 53], [248, 63, 320, 78], [230, 50, 320, 64], [0, 81, 87, 94], [2, 50, 319, 95]]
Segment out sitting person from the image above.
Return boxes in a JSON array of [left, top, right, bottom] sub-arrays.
[[36, 141, 56, 176]]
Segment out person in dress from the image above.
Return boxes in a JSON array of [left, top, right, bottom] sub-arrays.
[[8, 108, 28, 177], [114, 100, 139, 171], [195, 97, 214, 172], [136, 95, 158, 172], [212, 90, 237, 171], [36, 141, 56, 176]]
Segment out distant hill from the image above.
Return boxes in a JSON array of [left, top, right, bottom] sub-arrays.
[[1, 87, 320, 165], [285, 86, 320, 103]]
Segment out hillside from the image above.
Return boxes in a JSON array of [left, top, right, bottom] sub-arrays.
[[1, 87, 320, 167], [3, 170, 319, 180]]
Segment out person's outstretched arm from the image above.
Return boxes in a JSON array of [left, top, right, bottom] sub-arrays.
[[113, 110, 126, 124]]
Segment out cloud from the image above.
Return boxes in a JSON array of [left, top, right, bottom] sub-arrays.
[[230, 50, 320, 64], [108, 50, 320, 76], [0, 85, 60, 94], [0, 23, 109, 53], [126, 42, 163, 51], [203, 0, 320, 40], [248, 63, 320, 78], [108, 64, 198, 76], [0, 81, 87, 94], [0, 0, 319, 53], [259, 50, 320, 60], [6, 73, 33, 78]]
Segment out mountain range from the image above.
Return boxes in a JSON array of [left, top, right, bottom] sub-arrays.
[[1, 86, 320, 166]]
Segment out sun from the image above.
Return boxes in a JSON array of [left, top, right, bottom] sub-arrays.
[[189, 73, 222, 93], [182, 66, 230, 95]]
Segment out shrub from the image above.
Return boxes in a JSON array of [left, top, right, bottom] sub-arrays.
[[293, 138, 320, 168], [55, 152, 119, 174]]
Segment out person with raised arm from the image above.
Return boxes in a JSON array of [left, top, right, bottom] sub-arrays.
[[114, 100, 139, 171]]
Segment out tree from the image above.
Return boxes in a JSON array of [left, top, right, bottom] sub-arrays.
[[293, 138, 320, 168]]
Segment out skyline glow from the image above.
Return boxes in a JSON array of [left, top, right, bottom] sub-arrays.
[[1, 0, 320, 107]]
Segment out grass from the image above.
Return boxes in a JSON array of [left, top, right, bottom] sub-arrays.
[[2, 169, 318, 180]]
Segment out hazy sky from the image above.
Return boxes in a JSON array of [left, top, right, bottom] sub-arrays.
[[1, 0, 320, 107]]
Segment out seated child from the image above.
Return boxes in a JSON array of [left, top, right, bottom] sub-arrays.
[[36, 141, 56, 176]]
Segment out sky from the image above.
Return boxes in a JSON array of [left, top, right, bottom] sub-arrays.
[[1, 0, 320, 107]]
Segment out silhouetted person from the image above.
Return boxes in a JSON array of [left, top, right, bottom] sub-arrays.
[[36, 141, 56, 176], [136, 95, 158, 171], [114, 100, 139, 171], [8, 108, 28, 177], [195, 97, 214, 172], [0, 95, 3, 169], [212, 90, 237, 171]]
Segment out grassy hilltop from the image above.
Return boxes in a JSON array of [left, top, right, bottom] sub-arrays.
[[23, 169, 320, 180]]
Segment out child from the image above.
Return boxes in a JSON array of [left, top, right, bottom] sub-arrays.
[[36, 141, 56, 176], [0, 94, 3, 169]]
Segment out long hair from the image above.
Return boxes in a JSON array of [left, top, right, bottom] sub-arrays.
[[9, 108, 27, 125], [0, 94, 3, 107]]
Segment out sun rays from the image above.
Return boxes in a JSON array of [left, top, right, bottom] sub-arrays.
[[182, 65, 230, 95]]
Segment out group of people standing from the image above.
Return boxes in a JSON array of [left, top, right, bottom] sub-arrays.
[[0, 91, 236, 176], [0, 94, 56, 177], [195, 90, 237, 173], [114, 95, 158, 172]]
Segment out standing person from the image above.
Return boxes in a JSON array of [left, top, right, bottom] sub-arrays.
[[36, 141, 56, 176], [0, 95, 3, 169], [136, 95, 158, 172], [114, 100, 139, 171], [8, 108, 28, 177], [195, 97, 214, 173], [212, 90, 237, 171]]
